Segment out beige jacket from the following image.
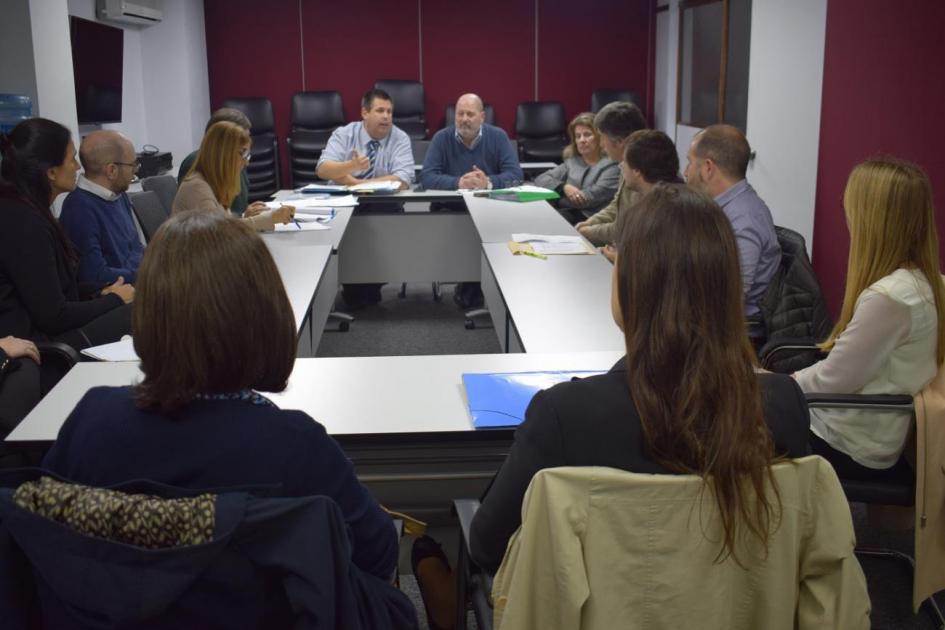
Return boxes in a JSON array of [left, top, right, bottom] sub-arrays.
[[172, 172, 276, 232], [912, 362, 945, 610], [579, 175, 640, 246], [492, 458, 870, 630]]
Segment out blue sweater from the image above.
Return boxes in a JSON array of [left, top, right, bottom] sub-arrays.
[[60, 188, 144, 284], [41, 386, 399, 581], [420, 124, 523, 190]]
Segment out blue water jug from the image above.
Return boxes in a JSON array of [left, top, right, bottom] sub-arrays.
[[0, 94, 33, 134]]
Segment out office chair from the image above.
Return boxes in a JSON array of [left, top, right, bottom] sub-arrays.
[[455, 460, 870, 630], [222, 97, 281, 200], [590, 89, 642, 113], [514, 101, 567, 163], [287, 91, 345, 187], [0, 473, 417, 629], [755, 226, 833, 371], [443, 103, 496, 130], [128, 190, 169, 243], [374, 80, 427, 140], [140, 174, 178, 215]]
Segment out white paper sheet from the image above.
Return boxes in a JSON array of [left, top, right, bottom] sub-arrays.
[[274, 221, 331, 232], [80, 337, 139, 362]]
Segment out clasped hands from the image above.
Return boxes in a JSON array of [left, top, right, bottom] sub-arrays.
[[458, 166, 490, 190]]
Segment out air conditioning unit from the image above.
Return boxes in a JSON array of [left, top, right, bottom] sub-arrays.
[[97, 0, 163, 26]]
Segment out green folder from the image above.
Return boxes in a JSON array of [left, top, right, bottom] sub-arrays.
[[486, 187, 560, 203]]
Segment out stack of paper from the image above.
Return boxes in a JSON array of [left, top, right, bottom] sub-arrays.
[[300, 184, 348, 194], [510, 233, 594, 255], [265, 195, 358, 213], [300, 181, 400, 195], [347, 180, 401, 193]]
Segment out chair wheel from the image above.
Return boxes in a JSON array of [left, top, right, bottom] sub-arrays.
[[338, 322, 350, 332], [464, 319, 475, 330]]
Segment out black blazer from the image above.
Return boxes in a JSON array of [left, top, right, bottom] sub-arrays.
[[469, 358, 811, 573], [0, 196, 122, 340]]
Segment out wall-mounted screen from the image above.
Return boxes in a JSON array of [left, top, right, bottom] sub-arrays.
[[70, 16, 123, 124]]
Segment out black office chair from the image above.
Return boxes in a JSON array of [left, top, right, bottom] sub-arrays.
[[222, 97, 281, 200], [590, 88, 642, 113], [755, 226, 834, 372], [287, 91, 345, 187], [514, 101, 567, 163], [374, 80, 427, 140], [140, 174, 177, 215], [443, 103, 496, 130], [128, 190, 168, 243]]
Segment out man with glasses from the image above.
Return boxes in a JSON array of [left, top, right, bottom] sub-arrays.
[[60, 130, 145, 284]]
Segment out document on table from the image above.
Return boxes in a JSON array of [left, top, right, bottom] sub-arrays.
[[274, 221, 330, 232], [80, 337, 139, 362], [266, 195, 358, 211], [510, 233, 594, 255], [348, 180, 401, 193]]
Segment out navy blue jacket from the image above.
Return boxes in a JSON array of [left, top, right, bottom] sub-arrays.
[[0, 470, 417, 629], [60, 187, 144, 284], [42, 386, 399, 581]]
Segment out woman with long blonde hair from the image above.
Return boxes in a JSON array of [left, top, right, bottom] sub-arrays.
[[795, 158, 945, 479], [172, 121, 294, 231]]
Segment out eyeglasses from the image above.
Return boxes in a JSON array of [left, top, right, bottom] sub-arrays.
[[112, 160, 141, 173], [240, 148, 252, 161]]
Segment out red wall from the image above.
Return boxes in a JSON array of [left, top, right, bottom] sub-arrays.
[[813, 0, 945, 316], [204, 0, 653, 185]]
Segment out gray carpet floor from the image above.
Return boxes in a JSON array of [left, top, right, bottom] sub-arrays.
[[317, 283, 943, 629]]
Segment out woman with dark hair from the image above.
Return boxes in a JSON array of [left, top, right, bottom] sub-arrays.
[[469, 184, 812, 574], [42, 211, 398, 584], [0, 118, 133, 350]]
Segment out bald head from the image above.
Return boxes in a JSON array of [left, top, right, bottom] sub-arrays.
[[455, 93, 486, 143], [80, 130, 137, 192], [456, 93, 484, 112], [692, 124, 751, 180], [80, 131, 133, 176]]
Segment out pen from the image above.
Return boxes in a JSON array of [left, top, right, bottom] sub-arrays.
[[521, 250, 547, 260], [292, 219, 302, 230]]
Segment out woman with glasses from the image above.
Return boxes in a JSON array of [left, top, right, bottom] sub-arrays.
[[0, 118, 133, 351], [173, 121, 294, 231]]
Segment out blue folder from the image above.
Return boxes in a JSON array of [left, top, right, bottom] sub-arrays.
[[463, 370, 606, 429]]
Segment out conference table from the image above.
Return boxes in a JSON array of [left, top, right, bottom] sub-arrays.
[[9, 186, 624, 519]]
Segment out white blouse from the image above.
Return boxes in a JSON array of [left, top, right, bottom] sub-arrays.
[[795, 268, 939, 468]]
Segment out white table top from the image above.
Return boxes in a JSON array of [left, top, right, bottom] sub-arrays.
[[262, 239, 331, 333], [464, 194, 579, 243], [482, 242, 626, 353], [7, 351, 623, 442]]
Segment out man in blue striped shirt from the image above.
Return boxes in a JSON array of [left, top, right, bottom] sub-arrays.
[[316, 88, 414, 189]]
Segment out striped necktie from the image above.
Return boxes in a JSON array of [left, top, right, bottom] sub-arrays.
[[364, 140, 380, 179]]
